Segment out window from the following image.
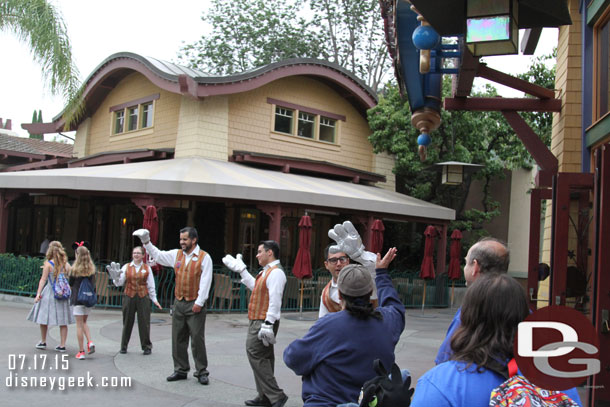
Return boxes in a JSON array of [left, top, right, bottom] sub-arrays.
[[298, 112, 315, 139], [274, 107, 293, 134], [109, 94, 159, 135], [319, 116, 336, 143], [114, 110, 124, 134], [128, 106, 138, 131], [597, 16, 609, 118], [269, 98, 344, 144]]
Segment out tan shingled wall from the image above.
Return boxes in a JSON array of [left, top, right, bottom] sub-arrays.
[[539, 0, 582, 304], [373, 152, 396, 191], [85, 72, 180, 155], [227, 76, 376, 174]]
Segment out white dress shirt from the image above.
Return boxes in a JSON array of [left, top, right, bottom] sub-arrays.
[[318, 278, 340, 318], [240, 259, 286, 324], [112, 261, 159, 303], [144, 242, 213, 307]]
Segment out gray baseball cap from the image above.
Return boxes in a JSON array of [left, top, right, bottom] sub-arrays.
[[337, 264, 374, 297]]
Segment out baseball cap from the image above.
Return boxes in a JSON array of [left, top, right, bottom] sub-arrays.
[[338, 264, 374, 297]]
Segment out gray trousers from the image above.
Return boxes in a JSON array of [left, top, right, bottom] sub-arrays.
[[172, 299, 208, 377], [246, 320, 285, 403], [121, 294, 152, 351]]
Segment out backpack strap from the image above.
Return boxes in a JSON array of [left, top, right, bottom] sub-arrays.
[[508, 358, 519, 377]]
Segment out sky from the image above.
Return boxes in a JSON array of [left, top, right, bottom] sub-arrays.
[[0, 0, 558, 140]]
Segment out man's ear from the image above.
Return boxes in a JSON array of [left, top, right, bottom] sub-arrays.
[[472, 259, 481, 277]]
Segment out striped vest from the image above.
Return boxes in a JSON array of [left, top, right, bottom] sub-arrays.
[[174, 249, 206, 301], [248, 264, 279, 320], [124, 263, 150, 298], [321, 281, 342, 313]]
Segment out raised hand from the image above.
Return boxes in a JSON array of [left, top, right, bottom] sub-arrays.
[[328, 221, 377, 265], [132, 228, 150, 245], [222, 253, 247, 273], [106, 262, 122, 280]]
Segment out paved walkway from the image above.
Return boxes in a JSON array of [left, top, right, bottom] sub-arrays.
[[0, 294, 453, 406]]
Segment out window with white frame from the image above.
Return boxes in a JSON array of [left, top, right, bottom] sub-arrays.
[[110, 94, 159, 135], [269, 98, 343, 144]]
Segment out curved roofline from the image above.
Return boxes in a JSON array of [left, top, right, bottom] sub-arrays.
[[27, 53, 377, 133]]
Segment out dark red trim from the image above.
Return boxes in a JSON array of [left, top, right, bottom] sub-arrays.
[[109, 93, 160, 112], [267, 98, 346, 121], [68, 150, 171, 168], [3, 158, 70, 172], [0, 149, 45, 161], [454, 47, 480, 97], [477, 64, 556, 99], [527, 188, 552, 308], [501, 111, 558, 173], [20, 120, 65, 135], [231, 151, 385, 184], [445, 97, 561, 112]]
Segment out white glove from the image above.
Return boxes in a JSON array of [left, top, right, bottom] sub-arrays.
[[328, 221, 377, 265], [258, 323, 276, 346], [106, 262, 122, 280], [132, 228, 150, 245], [222, 254, 247, 273]]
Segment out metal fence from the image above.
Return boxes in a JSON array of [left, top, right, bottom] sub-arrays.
[[0, 254, 464, 312]]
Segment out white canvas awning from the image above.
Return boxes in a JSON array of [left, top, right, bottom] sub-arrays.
[[0, 157, 455, 221]]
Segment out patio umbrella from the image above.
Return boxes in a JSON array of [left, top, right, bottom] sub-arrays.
[[447, 229, 463, 308], [419, 225, 438, 314], [292, 215, 313, 318], [142, 205, 160, 273], [370, 219, 385, 254]]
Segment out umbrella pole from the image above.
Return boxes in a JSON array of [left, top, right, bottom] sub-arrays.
[[299, 279, 304, 319], [421, 281, 427, 315], [450, 281, 455, 309]]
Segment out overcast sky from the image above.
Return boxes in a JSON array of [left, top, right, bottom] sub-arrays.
[[0, 0, 558, 139]]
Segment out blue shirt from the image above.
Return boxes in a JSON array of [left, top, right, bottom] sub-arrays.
[[412, 361, 582, 407], [283, 269, 406, 407], [435, 308, 461, 365]]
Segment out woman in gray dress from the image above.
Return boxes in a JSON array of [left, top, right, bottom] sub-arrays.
[[27, 241, 75, 352]]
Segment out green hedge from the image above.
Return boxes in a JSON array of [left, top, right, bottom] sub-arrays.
[[0, 253, 44, 295]]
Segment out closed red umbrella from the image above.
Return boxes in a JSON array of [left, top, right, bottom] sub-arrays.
[[370, 219, 385, 254], [447, 229, 463, 308], [142, 205, 160, 273], [292, 215, 313, 279], [419, 225, 438, 314]]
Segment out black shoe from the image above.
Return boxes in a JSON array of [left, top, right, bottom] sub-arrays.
[[119, 348, 127, 354], [143, 349, 151, 355], [245, 396, 271, 406], [270, 395, 288, 407], [166, 372, 188, 382], [198, 375, 209, 385]]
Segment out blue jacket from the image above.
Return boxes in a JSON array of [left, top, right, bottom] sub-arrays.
[[435, 308, 461, 364], [412, 360, 582, 407], [283, 269, 406, 407]]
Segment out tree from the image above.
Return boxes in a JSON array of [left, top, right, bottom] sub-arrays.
[[0, 0, 83, 128], [30, 109, 43, 139], [178, 0, 390, 92]]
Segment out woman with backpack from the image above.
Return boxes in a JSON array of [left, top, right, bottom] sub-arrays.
[[410, 273, 582, 407], [69, 245, 96, 360], [27, 241, 74, 352]]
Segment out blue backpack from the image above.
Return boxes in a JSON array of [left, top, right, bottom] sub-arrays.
[[49, 261, 71, 300], [77, 277, 97, 307]]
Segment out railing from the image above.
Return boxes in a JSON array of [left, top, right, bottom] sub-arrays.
[[0, 254, 463, 312]]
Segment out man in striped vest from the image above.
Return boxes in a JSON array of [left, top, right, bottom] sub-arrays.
[[318, 245, 350, 318], [223, 240, 288, 407], [133, 226, 213, 385]]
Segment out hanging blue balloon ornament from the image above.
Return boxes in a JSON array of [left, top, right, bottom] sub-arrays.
[[412, 25, 440, 50], [417, 133, 431, 147]]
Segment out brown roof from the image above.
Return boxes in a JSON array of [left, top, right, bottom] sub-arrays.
[[0, 133, 73, 157]]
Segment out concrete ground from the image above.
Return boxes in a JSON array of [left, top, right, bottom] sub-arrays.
[[0, 294, 453, 406]]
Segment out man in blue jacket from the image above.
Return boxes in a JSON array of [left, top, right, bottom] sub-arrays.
[[283, 221, 405, 407]]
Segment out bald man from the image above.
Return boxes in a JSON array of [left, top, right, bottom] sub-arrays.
[[435, 237, 510, 365]]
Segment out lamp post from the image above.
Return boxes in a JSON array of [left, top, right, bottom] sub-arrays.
[[465, 0, 519, 56], [429, 161, 484, 185]]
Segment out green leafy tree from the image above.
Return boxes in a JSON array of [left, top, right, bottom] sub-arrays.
[[29, 109, 43, 139], [0, 0, 83, 128], [179, 0, 390, 92]]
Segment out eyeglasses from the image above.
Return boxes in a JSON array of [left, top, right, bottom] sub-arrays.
[[326, 256, 349, 265]]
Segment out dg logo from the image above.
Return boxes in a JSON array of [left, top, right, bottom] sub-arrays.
[[514, 305, 600, 390]]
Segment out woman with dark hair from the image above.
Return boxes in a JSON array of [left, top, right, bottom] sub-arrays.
[[283, 248, 404, 407], [411, 273, 582, 407]]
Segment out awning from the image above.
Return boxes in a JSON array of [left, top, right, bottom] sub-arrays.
[[0, 156, 455, 221]]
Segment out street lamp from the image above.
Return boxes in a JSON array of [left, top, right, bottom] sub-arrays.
[[431, 161, 484, 185], [466, 0, 518, 56]]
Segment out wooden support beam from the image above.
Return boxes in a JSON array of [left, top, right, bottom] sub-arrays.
[[445, 97, 561, 112], [477, 64, 555, 99], [528, 188, 552, 309], [521, 28, 542, 55]]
